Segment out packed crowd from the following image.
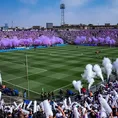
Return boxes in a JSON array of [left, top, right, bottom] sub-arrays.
[[0, 29, 118, 49], [58, 29, 118, 44], [1, 56, 118, 118], [1, 29, 118, 41], [0, 85, 19, 97], [0, 79, 118, 118], [0, 35, 64, 49]]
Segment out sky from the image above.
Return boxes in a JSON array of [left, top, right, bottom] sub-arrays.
[[0, 0, 118, 27]]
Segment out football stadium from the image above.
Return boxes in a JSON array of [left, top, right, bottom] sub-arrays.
[[0, 0, 118, 118], [1, 44, 118, 98]]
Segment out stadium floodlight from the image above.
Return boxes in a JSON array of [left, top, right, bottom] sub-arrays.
[[60, 3, 65, 26]]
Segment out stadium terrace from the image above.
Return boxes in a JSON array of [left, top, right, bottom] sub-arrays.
[[0, 29, 118, 118], [0, 29, 118, 49]]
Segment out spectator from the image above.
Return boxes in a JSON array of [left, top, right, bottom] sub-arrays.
[[23, 90, 27, 100]]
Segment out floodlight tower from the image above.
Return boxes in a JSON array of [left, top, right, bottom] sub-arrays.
[[60, 3, 65, 25]]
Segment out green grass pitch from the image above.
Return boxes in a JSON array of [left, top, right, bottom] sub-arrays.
[[0, 45, 118, 99]]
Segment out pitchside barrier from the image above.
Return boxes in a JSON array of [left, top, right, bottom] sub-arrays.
[[78, 44, 97, 46], [2, 76, 116, 106], [0, 88, 23, 105], [2, 94, 23, 106], [3, 73, 117, 100], [2, 80, 40, 100], [0, 44, 67, 53], [90, 81, 103, 92], [2, 79, 106, 101]]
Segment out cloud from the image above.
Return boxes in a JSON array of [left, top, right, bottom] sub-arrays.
[[8, 7, 60, 27], [111, 0, 118, 6], [1, 0, 118, 27], [7, 3, 118, 27], [19, 0, 38, 4], [66, 6, 118, 25]]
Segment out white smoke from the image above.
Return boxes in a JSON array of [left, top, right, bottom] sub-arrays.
[[88, 78, 94, 90], [113, 58, 118, 77], [93, 64, 104, 82], [102, 57, 112, 80], [81, 64, 96, 90], [72, 80, 83, 94]]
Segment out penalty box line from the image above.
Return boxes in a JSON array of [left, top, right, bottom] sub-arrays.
[[6, 69, 47, 82], [53, 83, 72, 92], [3, 80, 41, 95]]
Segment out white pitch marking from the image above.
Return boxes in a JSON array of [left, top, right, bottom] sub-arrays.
[[0, 59, 47, 71], [5, 69, 47, 82], [3, 80, 41, 95], [1, 60, 44, 67], [53, 83, 72, 92]]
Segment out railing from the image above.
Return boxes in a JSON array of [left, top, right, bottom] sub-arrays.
[[1, 74, 117, 105], [1, 93, 23, 105]]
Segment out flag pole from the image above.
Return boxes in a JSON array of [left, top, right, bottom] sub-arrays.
[[26, 53, 29, 98]]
